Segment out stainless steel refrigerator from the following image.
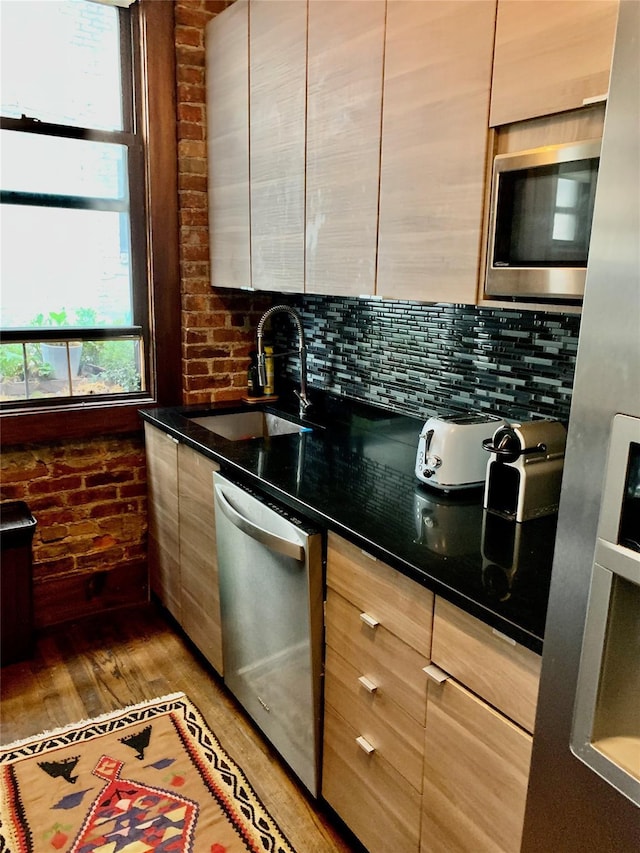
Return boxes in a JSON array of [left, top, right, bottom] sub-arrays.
[[522, 2, 640, 849]]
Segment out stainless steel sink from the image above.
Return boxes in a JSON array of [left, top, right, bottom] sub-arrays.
[[189, 411, 311, 441]]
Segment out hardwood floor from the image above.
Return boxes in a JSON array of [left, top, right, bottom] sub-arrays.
[[0, 601, 363, 853]]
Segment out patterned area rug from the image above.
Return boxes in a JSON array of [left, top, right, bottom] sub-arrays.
[[0, 692, 295, 852]]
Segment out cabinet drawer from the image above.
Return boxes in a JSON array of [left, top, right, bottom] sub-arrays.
[[325, 644, 425, 792], [327, 532, 433, 656], [323, 703, 421, 853], [326, 589, 429, 725], [431, 597, 541, 733], [421, 678, 532, 853]]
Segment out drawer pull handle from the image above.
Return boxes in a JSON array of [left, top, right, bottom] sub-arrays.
[[424, 664, 449, 684], [360, 612, 379, 630], [356, 736, 375, 755], [358, 675, 378, 693]]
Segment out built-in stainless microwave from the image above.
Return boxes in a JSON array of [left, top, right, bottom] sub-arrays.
[[485, 139, 601, 302]]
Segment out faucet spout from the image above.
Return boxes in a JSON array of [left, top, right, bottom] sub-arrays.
[[256, 305, 311, 417]]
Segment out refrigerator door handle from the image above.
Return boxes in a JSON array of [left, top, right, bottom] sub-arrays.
[[214, 484, 304, 562]]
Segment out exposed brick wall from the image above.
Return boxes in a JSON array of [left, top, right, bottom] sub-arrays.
[[1, 436, 147, 627], [176, 0, 270, 406]]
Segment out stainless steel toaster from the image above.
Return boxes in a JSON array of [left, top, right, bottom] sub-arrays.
[[415, 413, 506, 491]]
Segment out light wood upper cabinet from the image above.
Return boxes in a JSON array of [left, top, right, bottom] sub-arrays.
[[490, 0, 619, 127], [205, 0, 251, 289], [250, 0, 306, 292], [305, 0, 385, 296], [377, 0, 496, 303]]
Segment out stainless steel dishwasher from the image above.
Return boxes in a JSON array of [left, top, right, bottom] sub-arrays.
[[213, 471, 324, 796]]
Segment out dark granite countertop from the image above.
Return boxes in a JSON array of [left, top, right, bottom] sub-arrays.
[[140, 391, 555, 654]]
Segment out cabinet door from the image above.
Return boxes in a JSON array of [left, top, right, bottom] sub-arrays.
[[144, 424, 180, 620], [178, 443, 223, 674], [250, 0, 306, 292], [305, 0, 385, 296], [431, 597, 541, 733], [490, 0, 618, 127], [421, 678, 533, 853], [377, 0, 496, 303], [205, 0, 251, 288]]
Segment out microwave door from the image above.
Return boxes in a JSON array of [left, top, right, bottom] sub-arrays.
[[485, 139, 601, 302]]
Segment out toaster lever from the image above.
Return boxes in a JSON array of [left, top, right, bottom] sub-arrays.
[[423, 428, 435, 450]]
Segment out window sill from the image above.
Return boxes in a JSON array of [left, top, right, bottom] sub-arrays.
[[0, 398, 156, 446]]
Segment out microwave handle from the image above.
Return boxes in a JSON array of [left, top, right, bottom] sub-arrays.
[[214, 483, 304, 562]]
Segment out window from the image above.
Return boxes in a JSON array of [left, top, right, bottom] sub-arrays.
[[551, 169, 593, 247], [1, 0, 148, 410]]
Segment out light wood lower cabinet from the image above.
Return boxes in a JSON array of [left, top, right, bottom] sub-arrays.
[[321, 533, 540, 853], [421, 597, 541, 853], [323, 703, 423, 853], [324, 644, 425, 792], [421, 678, 532, 853], [145, 424, 181, 621], [144, 423, 223, 674], [177, 442, 223, 674], [322, 533, 433, 853], [326, 532, 433, 657], [431, 597, 541, 733], [325, 590, 429, 726]]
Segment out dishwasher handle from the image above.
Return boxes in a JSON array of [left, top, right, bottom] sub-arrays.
[[214, 484, 305, 562]]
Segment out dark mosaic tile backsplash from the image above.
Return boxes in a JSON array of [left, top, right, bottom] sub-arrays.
[[267, 294, 581, 424]]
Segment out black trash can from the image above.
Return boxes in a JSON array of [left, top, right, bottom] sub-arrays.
[[1, 501, 37, 666]]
